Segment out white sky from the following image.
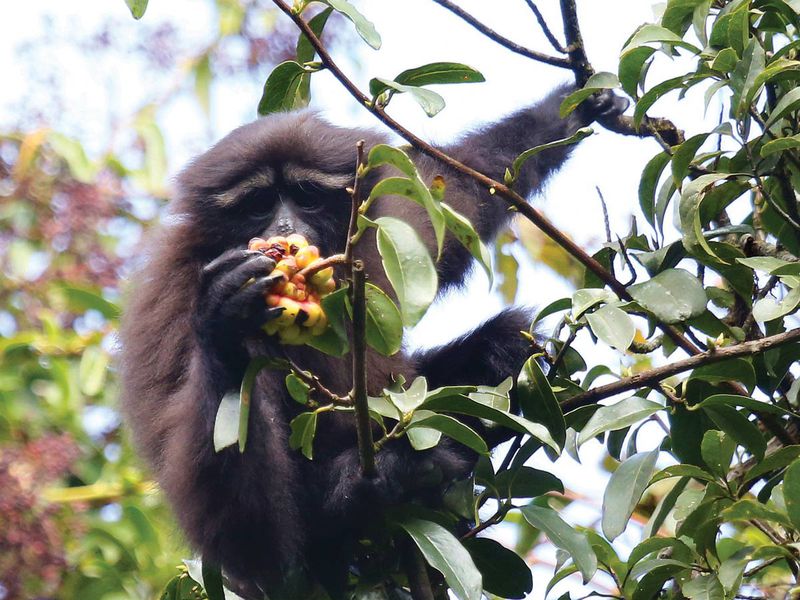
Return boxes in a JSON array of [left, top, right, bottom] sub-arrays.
[[1, 2, 723, 598]]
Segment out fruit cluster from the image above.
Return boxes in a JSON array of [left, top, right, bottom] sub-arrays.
[[248, 234, 336, 345]]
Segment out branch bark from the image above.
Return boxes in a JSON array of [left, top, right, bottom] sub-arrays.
[[430, 0, 570, 68], [350, 260, 375, 477], [561, 327, 800, 412]]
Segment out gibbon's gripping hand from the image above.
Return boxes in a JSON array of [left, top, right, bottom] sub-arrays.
[[576, 89, 630, 126], [196, 248, 285, 366]]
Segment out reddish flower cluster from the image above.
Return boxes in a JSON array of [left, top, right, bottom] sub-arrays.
[[0, 434, 81, 599]]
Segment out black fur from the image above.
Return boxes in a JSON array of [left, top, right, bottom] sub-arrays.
[[119, 85, 626, 596]]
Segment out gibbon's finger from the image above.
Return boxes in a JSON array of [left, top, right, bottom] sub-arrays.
[[221, 275, 284, 321], [202, 249, 265, 282], [242, 306, 285, 330], [206, 254, 276, 303]]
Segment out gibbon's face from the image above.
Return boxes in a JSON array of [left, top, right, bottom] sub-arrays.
[[176, 113, 365, 261]]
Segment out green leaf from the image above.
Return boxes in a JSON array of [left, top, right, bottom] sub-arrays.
[[720, 499, 793, 528], [408, 414, 488, 454], [628, 268, 707, 323], [571, 288, 616, 318], [690, 360, 756, 393], [48, 132, 96, 183], [520, 504, 597, 582], [388, 376, 428, 414], [671, 133, 711, 188], [60, 285, 121, 319], [307, 287, 349, 356], [369, 178, 444, 251], [700, 430, 735, 478], [586, 304, 635, 350], [213, 392, 240, 452], [559, 72, 621, 117], [639, 151, 671, 227], [702, 404, 766, 460], [289, 412, 317, 459], [406, 409, 443, 450], [463, 538, 532, 599], [395, 517, 482, 600], [765, 86, 800, 128], [239, 356, 287, 452], [320, 0, 381, 49], [124, 0, 148, 19], [730, 38, 766, 117], [760, 134, 800, 157], [634, 75, 689, 129], [784, 459, 800, 529], [78, 346, 109, 397], [602, 449, 660, 541], [494, 466, 564, 499], [506, 127, 593, 184], [678, 174, 734, 260], [698, 394, 797, 419], [364, 283, 403, 356], [296, 7, 332, 63], [285, 373, 311, 404], [394, 62, 485, 87], [619, 46, 656, 98], [421, 394, 558, 451], [752, 286, 800, 322], [681, 574, 724, 600], [628, 537, 693, 570], [517, 357, 566, 448], [370, 77, 446, 117], [201, 560, 225, 600], [374, 216, 437, 327], [258, 61, 307, 116], [744, 446, 800, 483], [742, 59, 800, 116], [649, 464, 717, 485], [623, 23, 702, 55], [578, 396, 663, 446], [442, 203, 493, 283]]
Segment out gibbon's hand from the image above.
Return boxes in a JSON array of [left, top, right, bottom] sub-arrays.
[[577, 89, 630, 125], [196, 249, 284, 361]]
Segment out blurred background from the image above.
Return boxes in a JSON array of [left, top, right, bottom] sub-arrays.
[[0, 1, 705, 598]]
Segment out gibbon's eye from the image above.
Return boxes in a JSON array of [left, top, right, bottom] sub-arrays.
[[239, 188, 278, 220], [290, 183, 327, 213]]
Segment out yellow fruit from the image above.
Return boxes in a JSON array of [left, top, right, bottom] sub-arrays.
[[310, 311, 328, 336], [278, 323, 303, 344], [274, 256, 298, 278], [248, 237, 270, 252], [266, 294, 282, 307], [286, 233, 309, 250], [262, 320, 281, 336], [295, 246, 321, 268], [300, 302, 323, 327], [274, 297, 301, 327], [310, 266, 334, 287]]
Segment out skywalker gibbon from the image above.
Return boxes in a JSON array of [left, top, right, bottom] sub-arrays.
[[119, 85, 627, 597]]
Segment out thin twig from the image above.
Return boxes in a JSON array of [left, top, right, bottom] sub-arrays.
[[344, 140, 366, 266], [351, 260, 375, 477], [561, 327, 800, 412], [523, 0, 566, 53], [559, 0, 593, 86], [430, 0, 570, 68], [285, 356, 351, 406], [401, 541, 436, 600], [296, 253, 346, 279]]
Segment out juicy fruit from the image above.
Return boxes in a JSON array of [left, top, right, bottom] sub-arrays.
[[249, 235, 336, 345]]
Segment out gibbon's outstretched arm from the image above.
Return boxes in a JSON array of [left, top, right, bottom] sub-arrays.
[[393, 86, 628, 287], [119, 86, 628, 597]]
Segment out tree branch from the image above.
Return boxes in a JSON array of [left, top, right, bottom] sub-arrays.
[[350, 260, 375, 477], [271, 0, 704, 357], [430, 0, 571, 68], [561, 327, 800, 412], [523, 0, 566, 53]]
